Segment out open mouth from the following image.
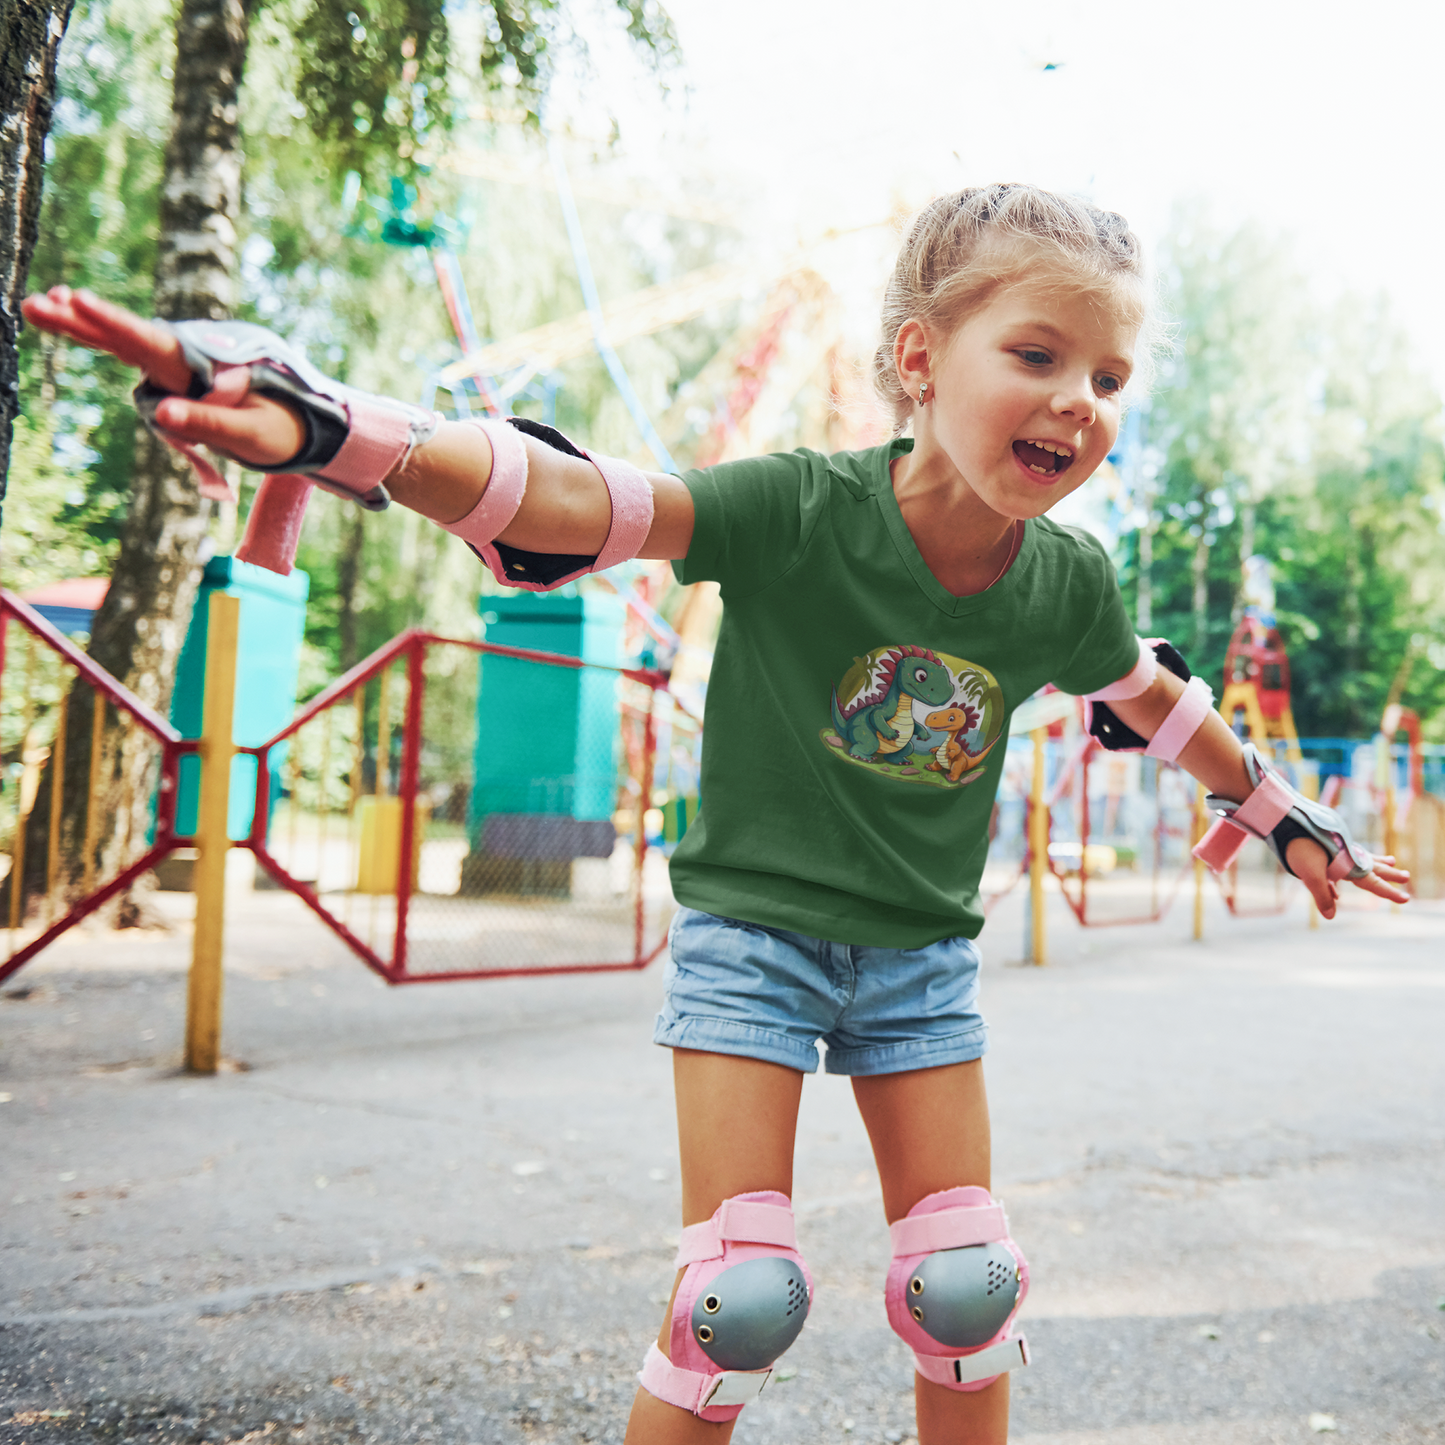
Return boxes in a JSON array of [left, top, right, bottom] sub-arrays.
[[1013, 440, 1074, 477]]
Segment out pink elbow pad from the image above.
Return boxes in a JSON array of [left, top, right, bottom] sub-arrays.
[[439, 417, 655, 590], [1084, 639, 1211, 758], [1143, 675, 1215, 763]]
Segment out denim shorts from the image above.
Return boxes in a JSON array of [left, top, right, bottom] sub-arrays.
[[653, 907, 989, 1076]]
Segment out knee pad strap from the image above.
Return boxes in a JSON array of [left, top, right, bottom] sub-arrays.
[[886, 1186, 1029, 1394], [637, 1190, 811, 1422]]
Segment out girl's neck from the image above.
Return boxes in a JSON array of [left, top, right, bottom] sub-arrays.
[[890, 443, 1022, 598]]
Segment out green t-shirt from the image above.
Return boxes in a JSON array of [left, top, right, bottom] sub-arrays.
[[670, 439, 1139, 947]]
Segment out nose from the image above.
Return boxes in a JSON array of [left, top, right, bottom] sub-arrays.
[[1051, 372, 1096, 426]]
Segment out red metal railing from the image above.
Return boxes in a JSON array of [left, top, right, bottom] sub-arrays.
[[242, 627, 682, 984], [0, 589, 196, 982]]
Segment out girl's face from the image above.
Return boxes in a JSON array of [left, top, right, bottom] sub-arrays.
[[914, 278, 1138, 519]]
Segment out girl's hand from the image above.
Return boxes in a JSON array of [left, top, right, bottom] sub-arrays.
[[1285, 838, 1411, 920], [20, 286, 304, 468]]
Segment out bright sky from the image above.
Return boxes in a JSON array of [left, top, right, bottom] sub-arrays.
[[586, 0, 1445, 395]]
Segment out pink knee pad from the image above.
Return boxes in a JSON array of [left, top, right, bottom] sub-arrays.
[[637, 1190, 811, 1422], [886, 1186, 1030, 1392]]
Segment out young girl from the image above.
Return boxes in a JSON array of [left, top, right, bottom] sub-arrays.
[[25, 183, 1408, 1444]]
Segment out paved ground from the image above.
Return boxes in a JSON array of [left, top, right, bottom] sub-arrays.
[[2, 880, 1443, 1445]]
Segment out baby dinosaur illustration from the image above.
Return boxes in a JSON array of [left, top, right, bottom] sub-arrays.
[[924, 705, 1001, 783], [831, 647, 955, 761]]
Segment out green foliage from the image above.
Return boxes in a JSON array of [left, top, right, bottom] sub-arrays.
[[1120, 211, 1445, 738], [285, 0, 679, 183]]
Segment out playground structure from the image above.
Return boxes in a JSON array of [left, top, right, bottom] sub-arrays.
[[3, 575, 1442, 1069], [5, 147, 1442, 1060]]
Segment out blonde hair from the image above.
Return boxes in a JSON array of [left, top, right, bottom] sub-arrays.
[[873, 183, 1158, 432]]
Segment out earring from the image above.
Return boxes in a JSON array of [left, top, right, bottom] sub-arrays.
[[918, 382, 929, 406]]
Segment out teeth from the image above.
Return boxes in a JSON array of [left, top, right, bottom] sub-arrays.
[[1028, 464, 1051, 474], [1027, 440, 1073, 457]]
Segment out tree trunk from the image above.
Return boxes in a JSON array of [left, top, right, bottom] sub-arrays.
[[14, 0, 251, 923], [1234, 498, 1256, 624], [1136, 496, 1153, 634], [0, 0, 75, 524], [1191, 532, 1209, 658]]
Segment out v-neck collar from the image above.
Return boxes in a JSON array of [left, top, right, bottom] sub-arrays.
[[874, 438, 1036, 617]]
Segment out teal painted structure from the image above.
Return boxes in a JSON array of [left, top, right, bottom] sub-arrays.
[[470, 589, 622, 831], [171, 555, 310, 841]]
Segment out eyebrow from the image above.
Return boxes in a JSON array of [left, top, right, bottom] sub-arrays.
[[1008, 320, 1134, 376]]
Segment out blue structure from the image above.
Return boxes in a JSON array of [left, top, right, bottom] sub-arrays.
[[170, 556, 310, 841], [464, 588, 623, 893]]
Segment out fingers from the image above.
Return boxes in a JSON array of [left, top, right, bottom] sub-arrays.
[[1350, 868, 1411, 906], [153, 395, 305, 470], [22, 287, 193, 392]]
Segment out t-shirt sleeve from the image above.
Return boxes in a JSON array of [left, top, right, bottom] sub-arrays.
[[1049, 536, 1141, 696], [672, 450, 822, 597]]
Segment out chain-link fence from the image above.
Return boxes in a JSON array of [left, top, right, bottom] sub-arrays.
[[248, 629, 687, 982]]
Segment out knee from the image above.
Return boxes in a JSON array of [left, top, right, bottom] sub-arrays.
[[637, 1191, 811, 1422], [886, 1186, 1030, 1392]]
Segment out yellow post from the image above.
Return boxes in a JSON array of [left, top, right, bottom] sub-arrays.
[[1192, 781, 1207, 941], [46, 691, 68, 923], [185, 592, 240, 1075], [1029, 726, 1048, 966]]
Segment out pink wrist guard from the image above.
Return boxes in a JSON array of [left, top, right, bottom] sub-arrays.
[[1193, 742, 1375, 881], [439, 417, 654, 590], [135, 319, 442, 576]]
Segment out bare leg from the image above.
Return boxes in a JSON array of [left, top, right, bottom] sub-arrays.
[[622, 1049, 805, 1445], [852, 1060, 1010, 1445]]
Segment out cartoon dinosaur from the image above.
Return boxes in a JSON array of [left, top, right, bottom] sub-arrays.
[[831, 647, 955, 761], [924, 705, 1001, 782]]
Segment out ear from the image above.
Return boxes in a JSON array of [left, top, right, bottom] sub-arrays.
[[893, 318, 932, 402]]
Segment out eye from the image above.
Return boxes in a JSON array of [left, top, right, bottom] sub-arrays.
[[1095, 374, 1123, 395], [1018, 348, 1051, 366], [914, 667, 928, 683]]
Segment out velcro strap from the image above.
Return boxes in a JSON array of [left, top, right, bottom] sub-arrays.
[[1085, 637, 1159, 702], [1230, 769, 1295, 836], [443, 419, 530, 549], [583, 449, 654, 572], [675, 1199, 798, 1266], [1326, 846, 1359, 881], [889, 1203, 1007, 1258], [318, 397, 416, 493], [637, 1342, 770, 1413], [235, 475, 314, 576], [1191, 817, 1251, 873], [1145, 675, 1214, 762], [912, 1333, 1030, 1388]]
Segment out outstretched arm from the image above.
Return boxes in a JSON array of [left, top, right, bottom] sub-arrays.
[[20, 286, 696, 559], [1108, 670, 1409, 919]]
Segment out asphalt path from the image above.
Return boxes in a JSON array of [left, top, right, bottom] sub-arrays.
[[2, 882, 1442, 1444]]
